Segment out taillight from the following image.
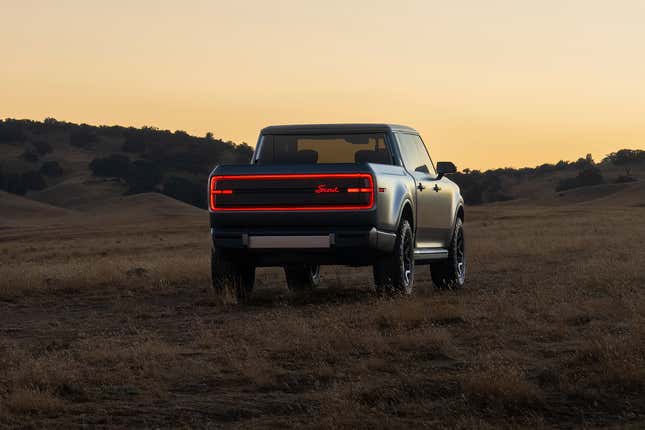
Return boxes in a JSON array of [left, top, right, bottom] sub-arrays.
[[209, 173, 374, 211], [209, 176, 231, 210]]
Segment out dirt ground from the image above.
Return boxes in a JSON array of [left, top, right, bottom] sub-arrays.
[[1, 202, 644, 429]]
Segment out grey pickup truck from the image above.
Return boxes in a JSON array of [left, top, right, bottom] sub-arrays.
[[208, 124, 465, 302]]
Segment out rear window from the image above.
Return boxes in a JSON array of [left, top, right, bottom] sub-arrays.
[[256, 133, 392, 165]]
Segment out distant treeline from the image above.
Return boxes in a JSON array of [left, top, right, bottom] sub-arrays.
[[1, 118, 643, 207], [451, 150, 644, 204], [0, 118, 253, 207]]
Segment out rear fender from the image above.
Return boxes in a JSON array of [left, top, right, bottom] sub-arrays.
[[371, 165, 415, 233]]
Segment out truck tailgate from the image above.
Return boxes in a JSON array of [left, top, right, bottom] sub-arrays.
[[208, 164, 378, 228], [210, 165, 375, 211]]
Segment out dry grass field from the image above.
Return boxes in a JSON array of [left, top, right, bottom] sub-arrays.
[[1, 193, 645, 428]]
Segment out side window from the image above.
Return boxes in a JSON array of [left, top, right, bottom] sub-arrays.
[[397, 133, 419, 172], [413, 135, 437, 177], [397, 133, 437, 177]]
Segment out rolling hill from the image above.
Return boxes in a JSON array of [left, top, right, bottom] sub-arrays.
[[1, 118, 644, 215], [0, 190, 77, 226]]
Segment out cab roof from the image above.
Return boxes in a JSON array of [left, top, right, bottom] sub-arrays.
[[260, 123, 418, 135]]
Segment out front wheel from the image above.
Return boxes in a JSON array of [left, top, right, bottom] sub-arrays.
[[211, 248, 255, 303], [373, 219, 415, 295], [430, 217, 466, 290]]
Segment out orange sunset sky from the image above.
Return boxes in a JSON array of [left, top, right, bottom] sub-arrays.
[[2, 0, 644, 170]]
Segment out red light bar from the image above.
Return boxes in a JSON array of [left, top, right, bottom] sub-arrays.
[[209, 173, 374, 212]]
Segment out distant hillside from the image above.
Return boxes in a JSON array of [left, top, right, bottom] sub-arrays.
[[0, 118, 253, 208], [451, 150, 645, 205], [1, 118, 643, 208], [0, 190, 76, 225]]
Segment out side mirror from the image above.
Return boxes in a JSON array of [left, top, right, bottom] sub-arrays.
[[436, 161, 457, 178]]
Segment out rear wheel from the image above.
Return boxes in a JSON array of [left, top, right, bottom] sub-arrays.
[[373, 219, 414, 295], [211, 248, 255, 303], [284, 264, 321, 291], [430, 217, 466, 290]]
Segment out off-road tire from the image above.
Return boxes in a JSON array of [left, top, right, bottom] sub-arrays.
[[284, 264, 321, 291], [211, 247, 255, 303], [373, 219, 415, 295], [430, 217, 466, 290]]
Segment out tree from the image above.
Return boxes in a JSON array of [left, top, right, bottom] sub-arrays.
[[603, 149, 645, 166], [603, 149, 645, 176], [69, 126, 97, 148], [555, 160, 569, 169], [89, 154, 131, 178], [1, 173, 27, 195], [556, 167, 604, 191], [122, 137, 146, 153], [574, 154, 594, 170], [32, 140, 53, 155], [163, 176, 205, 208], [0, 120, 25, 143], [126, 160, 163, 193]]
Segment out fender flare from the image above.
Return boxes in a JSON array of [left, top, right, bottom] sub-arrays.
[[395, 198, 415, 232], [449, 204, 465, 240]]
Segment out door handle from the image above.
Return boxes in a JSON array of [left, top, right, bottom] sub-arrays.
[[433, 184, 441, 192], [417, 182, 426, 191]]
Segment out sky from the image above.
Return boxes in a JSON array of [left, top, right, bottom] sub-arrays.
[[1, 0, 644, 170]]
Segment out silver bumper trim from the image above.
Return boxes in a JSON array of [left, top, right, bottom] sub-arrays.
[[248, 235, 331, 249]]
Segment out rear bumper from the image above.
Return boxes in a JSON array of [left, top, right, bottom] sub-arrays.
[[211, 226, 396, 267]]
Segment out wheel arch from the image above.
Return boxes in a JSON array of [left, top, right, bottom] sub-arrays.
[[450, 204, 465, 238], [397, 200, 415, 231], [456, 205, 464, 223]]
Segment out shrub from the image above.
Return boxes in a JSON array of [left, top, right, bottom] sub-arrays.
[[122, 138, 146, 153], [8, 175, 27, 195], [463, 185, 484, 205], [40, 161, 64, 177], [32, 140, 53, 155], [89, 154, 131, 178], [556, 167, 605, 192], [0, 120, 25, 143], [0, 169, 44, 194], [615, 175, 637, 184], [21, 149, 39, 163], [69, 127, 97, 148], [126, 160, 163, 193], [163, 176, 205, 208], [0, 172, 27, 195], [22, 171, 46, 191]]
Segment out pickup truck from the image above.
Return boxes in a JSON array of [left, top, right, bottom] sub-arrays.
[[208, 124, 465, 302]]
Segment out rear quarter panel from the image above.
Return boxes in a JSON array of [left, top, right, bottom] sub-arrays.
[[371, 164, 415, 233]]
